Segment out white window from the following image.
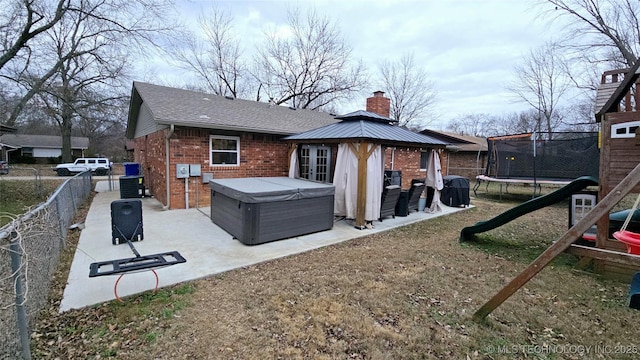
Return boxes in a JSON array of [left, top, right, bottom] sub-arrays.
[[420, 151, 430, 171], [611, 121, 640, 138], [210, 135, 239, 166]]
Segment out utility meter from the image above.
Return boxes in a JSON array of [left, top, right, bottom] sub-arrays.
[[176, 164, 189, 179]]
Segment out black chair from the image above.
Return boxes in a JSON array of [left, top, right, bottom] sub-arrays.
[[406, 182, 425, 213], [379, 185, 401, 221]]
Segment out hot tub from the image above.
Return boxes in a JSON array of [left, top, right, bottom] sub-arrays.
[[209, 177, 335, 245]]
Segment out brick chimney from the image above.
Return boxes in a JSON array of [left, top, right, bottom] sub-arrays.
[[366, 91, 390, 118]]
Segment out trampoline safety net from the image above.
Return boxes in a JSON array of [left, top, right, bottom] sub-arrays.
[[485, 132, 599, 180]]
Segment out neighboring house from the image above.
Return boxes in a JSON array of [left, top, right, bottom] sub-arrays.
[[0, 124, 17, 135], [0, 134, 89, 163], [126, 82, 449, 209], [420, 129, 487, 180]]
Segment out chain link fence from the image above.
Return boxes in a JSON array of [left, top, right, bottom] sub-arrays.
[[1, 171, 92, 359]]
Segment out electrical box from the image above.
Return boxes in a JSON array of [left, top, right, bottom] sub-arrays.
[[202, 173, 213, 183], [190, 164, 201, 176], [176, 164, 189, 179]]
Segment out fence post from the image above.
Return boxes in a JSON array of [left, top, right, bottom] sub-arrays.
[[10, 231, 32, 360], [54, 196, 66, 251]]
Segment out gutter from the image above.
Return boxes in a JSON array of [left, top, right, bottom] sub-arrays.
[[164, 124, 175, 210]]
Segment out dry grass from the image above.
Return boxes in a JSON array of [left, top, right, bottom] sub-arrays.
[[0, 179, 65, 226], [32, 187, 640, 359]]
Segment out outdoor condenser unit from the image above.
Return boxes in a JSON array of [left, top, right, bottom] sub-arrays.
[[119, 175, 145, 199]]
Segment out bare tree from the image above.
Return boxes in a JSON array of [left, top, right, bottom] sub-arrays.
[[496, 110, 541, 135], [253, 8, 366, 110], [0, 0, 72, 125], [170, 7, 249, 98], [0, 0, 68, 71], [445, 113, 496, 137], [34, 63, 128, 163], [445, 110, 561, 138], [508, 42, 571, 139], [378, 53, 436, 127], [543, 0, 640, 67], [562, 100, 600, 131], [6, 0, 179, 161]]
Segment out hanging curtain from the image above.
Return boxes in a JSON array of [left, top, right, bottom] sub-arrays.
[[365, 144, 383, 221], [333, 143, 358, 218], [333, 143, 383, 221], [288, 147, 299, 178], [425, 149, 444, 213]]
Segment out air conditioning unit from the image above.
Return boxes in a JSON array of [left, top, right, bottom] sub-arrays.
[[119, 175, 145, 199]]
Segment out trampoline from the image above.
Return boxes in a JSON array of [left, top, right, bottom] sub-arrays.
[[476, 132, 599, 196]]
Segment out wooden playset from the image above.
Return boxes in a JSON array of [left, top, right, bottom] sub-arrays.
[[472, 63, 640, 320]]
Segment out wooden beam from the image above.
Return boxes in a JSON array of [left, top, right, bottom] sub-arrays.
[[473, 162, 640, 322], [355, 142, 369, 228], [566, 244, 640, 268]]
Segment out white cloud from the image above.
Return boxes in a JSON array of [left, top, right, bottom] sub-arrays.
[[149, 0, 573, 128]]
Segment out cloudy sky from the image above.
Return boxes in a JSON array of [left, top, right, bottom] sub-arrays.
[[147, 0, 570, 129]]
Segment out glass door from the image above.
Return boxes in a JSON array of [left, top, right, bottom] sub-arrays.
[[299, 145, 331, 182]]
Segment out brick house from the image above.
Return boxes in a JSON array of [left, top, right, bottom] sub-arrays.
[[419, 129, 487, 181], [126, 83, 449, 209], [0, 133, 89, 163]]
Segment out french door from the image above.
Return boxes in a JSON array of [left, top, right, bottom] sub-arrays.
[[299, 145, 331, 182]]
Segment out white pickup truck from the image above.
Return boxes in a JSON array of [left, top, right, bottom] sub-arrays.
[[54, 157, 112, 176]]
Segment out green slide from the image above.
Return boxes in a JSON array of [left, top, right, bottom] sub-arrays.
[[459, 176, 599, 242]]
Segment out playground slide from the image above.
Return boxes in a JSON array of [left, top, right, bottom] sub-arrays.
[[459, 176, 599, 242]]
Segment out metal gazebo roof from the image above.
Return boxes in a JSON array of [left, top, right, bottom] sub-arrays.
[[284, 110, 448, 147]]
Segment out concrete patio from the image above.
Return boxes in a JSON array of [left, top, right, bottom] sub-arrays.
[[60, 181, 471, 312]]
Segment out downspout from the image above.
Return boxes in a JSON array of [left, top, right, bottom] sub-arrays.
[[446, 151, 450, 176], [6, 147, 19, 162], [164, 125, 175, 210], [391, 147, 396, 169]]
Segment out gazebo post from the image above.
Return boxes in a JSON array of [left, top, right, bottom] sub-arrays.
[[349, 141, 377, 229], [356, 142, 368, 228]]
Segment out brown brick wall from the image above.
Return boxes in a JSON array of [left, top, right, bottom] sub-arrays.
[[134, 129, 449, 209], [383, 147, 448, 189], [446, 152, 486, 181], [134, 130, 167, 206], [134, 127, 291, 209]]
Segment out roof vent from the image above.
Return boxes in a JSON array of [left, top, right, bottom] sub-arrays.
[[199, 115, 209, 119], [225, 95, 234, 100], [202, 97, 210, 101]]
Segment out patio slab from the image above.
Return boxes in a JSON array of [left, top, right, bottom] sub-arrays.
[[59, 181, 471, 312]]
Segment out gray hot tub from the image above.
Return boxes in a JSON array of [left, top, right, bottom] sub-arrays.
[[209, 177, 335, 245]]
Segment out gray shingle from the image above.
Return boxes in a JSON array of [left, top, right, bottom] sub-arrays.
[[129, 82, 340, 135], [0, 134, 89, 149]]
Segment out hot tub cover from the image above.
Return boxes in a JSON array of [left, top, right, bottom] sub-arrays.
[[209, 177, 335, 203]]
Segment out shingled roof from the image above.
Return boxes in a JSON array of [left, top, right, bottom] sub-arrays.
[[420, 129, 487, 152], [127, 82, 340, 138], [0, 134, 89, 149], [595, 60, 640, 119]]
